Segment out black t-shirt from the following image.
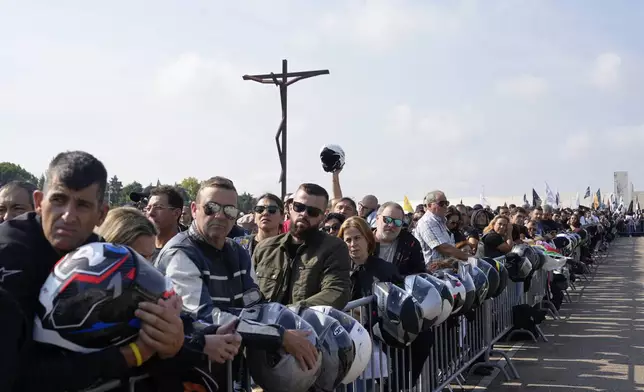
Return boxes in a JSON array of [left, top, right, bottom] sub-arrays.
[[482, 231, 506, 258], [450, 229, 467, 244], [512, 224, 528, 242]]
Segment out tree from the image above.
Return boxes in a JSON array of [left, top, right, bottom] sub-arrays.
[[107, 175, 123, 206], [238, 192, 257, 214], [0, 162, 38, 186], [180, 177, 200, 202], [121, 181, 143, 205], [37, 174, 45, 190]]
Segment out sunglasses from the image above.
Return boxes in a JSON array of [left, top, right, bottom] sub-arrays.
[[254, 205, 280, 215], [436, 200, 450, 207], [292, 201, 323, 218], [322, 225, 340, 233], [203, 202, 239, 220], [382, 216, 403, 228]]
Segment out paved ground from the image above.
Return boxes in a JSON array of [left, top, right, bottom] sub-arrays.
[[465, 236, 644, 392]]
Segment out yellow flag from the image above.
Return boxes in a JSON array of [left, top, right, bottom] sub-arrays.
[[403, 196, 414, 213]]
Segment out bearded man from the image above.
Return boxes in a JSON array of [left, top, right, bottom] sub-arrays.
[[252, 183, 351, 310]]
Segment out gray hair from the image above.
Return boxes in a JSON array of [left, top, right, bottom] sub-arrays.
[[377, 201, 404, 215], [423, 190, 445, 205], [542, 204, 553, 214]]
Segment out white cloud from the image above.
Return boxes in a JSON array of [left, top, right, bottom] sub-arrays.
[[154, 53, 257, 106], [590, 52, 622, 90], [317, 1, 468, 50], [384, 104, 471, 144], [495, 74, 548, 98]]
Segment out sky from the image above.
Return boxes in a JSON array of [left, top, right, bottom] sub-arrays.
[[2, 0, 644, 206]]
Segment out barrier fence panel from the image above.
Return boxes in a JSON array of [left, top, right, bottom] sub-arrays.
[[84, 227, 611, 392]]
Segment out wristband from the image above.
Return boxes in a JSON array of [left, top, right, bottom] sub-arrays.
[[129, 342, 143, 367]]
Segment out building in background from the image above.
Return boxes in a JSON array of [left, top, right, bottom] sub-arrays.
[[614, 171, 631, 204]]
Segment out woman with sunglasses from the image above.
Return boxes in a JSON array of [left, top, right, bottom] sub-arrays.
[[234, 193, 285, 281], [320, 212, 346, 237]]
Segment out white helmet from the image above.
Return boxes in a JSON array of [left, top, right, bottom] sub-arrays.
[[431, 270, 467, 316], [243, 303, 323, 392], [296, 308, 355, 392], [400, 275, 443, 330], [311, 306, 372, 385], [414, 274, 454, 326], [320, 144, 346, 173]]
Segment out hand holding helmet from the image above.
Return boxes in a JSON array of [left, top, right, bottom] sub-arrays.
[[283, 329, 319, 371], [134, 297, 185, 359]]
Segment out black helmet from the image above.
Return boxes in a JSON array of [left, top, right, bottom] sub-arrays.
[[476, 258, 500, 300], [320, 144, 346, 173], [481, 257, 508, 298], [34, 243, 174, 352]]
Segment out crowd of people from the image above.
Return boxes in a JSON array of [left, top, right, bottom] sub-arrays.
[[0, 150, 618, 392]]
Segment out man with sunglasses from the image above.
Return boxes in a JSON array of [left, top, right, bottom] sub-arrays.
[[253, 183, 351, 310], [155, 177, 319, 374], [415, 190, 471, 266], [373, 202, 425, 276]]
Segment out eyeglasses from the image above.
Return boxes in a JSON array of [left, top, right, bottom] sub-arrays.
[[322, 225, 340, 233], [436, 200, 450, 207], [292, 201, 323, 218], [253, 205, 280, 215], [203, 201, 239, 220], [382, 216, 403, 228], [144, 205, 177, 213]]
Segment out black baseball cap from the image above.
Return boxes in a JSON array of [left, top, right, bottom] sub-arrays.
[[129, 185, 155, 203]]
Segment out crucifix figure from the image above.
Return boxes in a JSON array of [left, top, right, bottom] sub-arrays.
[[243, 59, 329, 200]]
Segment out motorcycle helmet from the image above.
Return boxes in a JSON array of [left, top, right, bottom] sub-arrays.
[[245, 303, 323, 392], [34, 243, 174, 353], [475, 259, 499, 300], [310, 306, 372, 385], [403, 274, 446, 331], [503, 253, 532, 282], [372, 282, 420, 348], [412, 274, 453, 327], [296, 308, 354, 392], [431, 269, 467, 316], [511, 244, 540, 267], [465, 264, 489, 307], [455, 264, 476, 316], [320, 144, 346, 173]]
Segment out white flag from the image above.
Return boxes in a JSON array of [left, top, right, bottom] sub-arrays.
[[544, 182, 556, 206]]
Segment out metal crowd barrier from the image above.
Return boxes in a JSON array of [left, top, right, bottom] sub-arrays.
[[88, 233, 610, 392]]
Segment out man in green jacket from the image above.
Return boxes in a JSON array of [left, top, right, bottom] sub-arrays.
[[253, 183, 351, 310]]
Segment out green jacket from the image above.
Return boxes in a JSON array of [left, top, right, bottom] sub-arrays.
[[252, 230, 351, 310]]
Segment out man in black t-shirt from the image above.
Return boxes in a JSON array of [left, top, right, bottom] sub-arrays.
[[510, 207, 529, 242]]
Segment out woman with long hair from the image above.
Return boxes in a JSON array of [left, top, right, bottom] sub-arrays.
[[234, 193, 285, 282], [95, 207, 158, 260], [479, 215, 514, 258]]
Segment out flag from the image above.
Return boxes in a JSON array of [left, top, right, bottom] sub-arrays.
[[627, 200, 634, 215], [636, 198, 641, 214], [503, 201, 508, 207], [523, 193, 528, 205], [544, 182, 556, 206], [593, 188, 601, 210], [584, 186, 591, 199], [460, 199, 463, 205], [532, 189, 541, 208], [555, 191, 560, 208], [574, 192, 580, 209], [403, 196, 414, 213], [480, 192, 490, 207]]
